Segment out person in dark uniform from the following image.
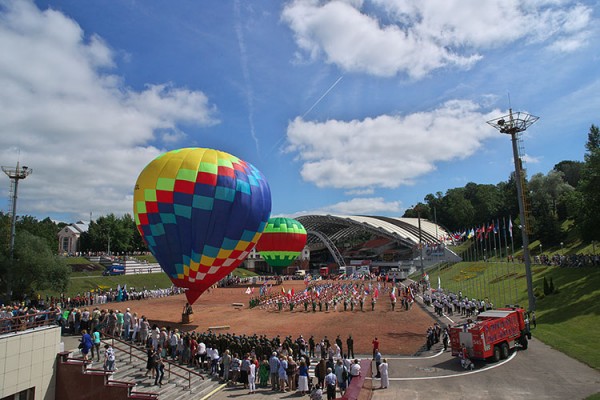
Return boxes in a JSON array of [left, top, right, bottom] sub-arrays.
[[346, 335, 354, 358]]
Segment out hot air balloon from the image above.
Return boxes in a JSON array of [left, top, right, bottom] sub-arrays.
[[256, 217, 307, 274], [133, 148, 271, 304]]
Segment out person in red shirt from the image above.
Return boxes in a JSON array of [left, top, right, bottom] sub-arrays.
[[372, 337, 379, 359]]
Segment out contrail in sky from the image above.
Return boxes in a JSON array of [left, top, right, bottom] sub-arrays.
[[234, 0, 260, 155], [302, 75, 344, 118], [270, 75, 344, 153]]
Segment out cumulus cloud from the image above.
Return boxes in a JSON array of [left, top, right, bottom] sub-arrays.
[[281, 0, 592, 78], [283, 196, 402, 217], [0, 1, 218, 221], [286, 100, 501, 189]]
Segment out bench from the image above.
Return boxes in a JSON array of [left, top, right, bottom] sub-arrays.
[[207, 325, 230, 331]]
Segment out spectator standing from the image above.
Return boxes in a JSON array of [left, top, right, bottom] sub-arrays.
[[154, 345, 165, 386], [378, 358, 389, 389], [325, 367, 337, 400], [297, 359, 309, 395], [103, 344, 116, 372], [248, 357, 257, 394]]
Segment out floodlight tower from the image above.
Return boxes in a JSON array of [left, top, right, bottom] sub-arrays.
[[2, 162, 32, 259], [487, 109, 539, 312]]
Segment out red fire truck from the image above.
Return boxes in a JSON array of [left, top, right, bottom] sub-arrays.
[[450, 307, 530, 362]]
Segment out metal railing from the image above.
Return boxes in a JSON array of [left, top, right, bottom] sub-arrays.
[[103, 333, 205, 390], [0, 311, 58, 335]]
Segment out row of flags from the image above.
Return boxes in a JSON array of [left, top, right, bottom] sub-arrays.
[[448, 217, 515, 243]]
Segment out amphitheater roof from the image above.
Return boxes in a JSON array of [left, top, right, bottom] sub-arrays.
[[296, 214, 446, 249]]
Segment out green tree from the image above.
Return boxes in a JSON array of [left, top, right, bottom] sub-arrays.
[[16, 215, 59, 253], [577, 125, 600, 240], [0, 231, 70, 301], [528, 171, 571, 244], [79, 213, 143, 254], [553, 160, 583, 188]]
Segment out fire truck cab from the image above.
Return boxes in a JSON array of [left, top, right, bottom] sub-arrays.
[[450, 307, 530, 362]]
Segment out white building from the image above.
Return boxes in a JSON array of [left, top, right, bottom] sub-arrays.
[[57, 221, 89, 255]]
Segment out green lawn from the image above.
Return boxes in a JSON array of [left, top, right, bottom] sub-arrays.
[[47, 267, 259, 298], [424, 261, 600, 370]]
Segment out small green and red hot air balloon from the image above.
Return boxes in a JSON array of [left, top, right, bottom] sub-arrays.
[[256, 217, 307, 274], [133, 148, 271, 304]]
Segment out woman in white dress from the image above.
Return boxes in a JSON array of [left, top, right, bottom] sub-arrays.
[[378, 359, 389, 389], [297, 360, 310, 394]]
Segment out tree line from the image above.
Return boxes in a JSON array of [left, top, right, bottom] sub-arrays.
[[403, 124, 600, 247]]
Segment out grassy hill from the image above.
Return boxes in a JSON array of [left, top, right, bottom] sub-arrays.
[[46, 267, 259, 298], [424, 260, 600, 370]]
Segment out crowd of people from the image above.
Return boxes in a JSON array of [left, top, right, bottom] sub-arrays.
[[44, 285, 185, 310], [534, 253, 600, 268], [89, 313, 376, 399]]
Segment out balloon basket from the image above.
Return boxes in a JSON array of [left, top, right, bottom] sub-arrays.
[[182, 314, 193, 324]]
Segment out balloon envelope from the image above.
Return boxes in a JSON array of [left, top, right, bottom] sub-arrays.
[[133, 148, 271, 304], [256, 217, 307, 273]]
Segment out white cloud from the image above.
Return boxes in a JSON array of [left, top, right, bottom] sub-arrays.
[[0, 1, 218, 221], [345, 188, 374, 196], [521, 154, 541, 164], [286, 100, 501, 189], [281, 0, 593, 78], [282, 196, 402, 217]]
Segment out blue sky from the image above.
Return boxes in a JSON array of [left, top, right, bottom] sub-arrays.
[[1, 0, 598, 223]]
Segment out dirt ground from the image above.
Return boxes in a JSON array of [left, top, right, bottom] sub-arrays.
[[115, 280, 434, 355]]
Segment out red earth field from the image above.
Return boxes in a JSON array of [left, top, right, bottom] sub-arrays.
[[115, 279, 435, 355]]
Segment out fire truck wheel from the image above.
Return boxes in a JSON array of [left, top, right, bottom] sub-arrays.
[[492, 345, 501, 362], [520, 336, 528, 350], [501, 343, 509, 359]]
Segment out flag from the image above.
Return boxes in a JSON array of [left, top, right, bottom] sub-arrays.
[[509, 218, 513, 237], [281, 286, 286, 295], [467, 228, 474, 239], [374, 288, 379, 298]]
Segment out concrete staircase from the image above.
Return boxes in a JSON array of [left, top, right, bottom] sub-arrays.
[[87, 340, 223, 400]]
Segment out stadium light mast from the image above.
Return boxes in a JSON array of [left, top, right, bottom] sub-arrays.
[[487, 109, 538, 312], [2, 162, 32, 259]]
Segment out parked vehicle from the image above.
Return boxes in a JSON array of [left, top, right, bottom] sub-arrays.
[[102, 265, 125, 276], [450, 307, 530, 362]]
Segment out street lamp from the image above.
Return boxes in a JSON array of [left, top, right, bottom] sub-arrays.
[[416, 207, 425, 277], [487, 109, 539, 312], [539, 243, 543, 256], [2, 162, 32, 259]]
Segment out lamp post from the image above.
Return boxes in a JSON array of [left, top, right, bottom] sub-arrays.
[[487, 109, 539, 312], [2, 162, 32, 259], [416, 207, 425, 277]]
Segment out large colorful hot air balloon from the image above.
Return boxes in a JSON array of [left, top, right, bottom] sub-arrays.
[[256, 217, 307, 274], [133, 148, 271, 304]]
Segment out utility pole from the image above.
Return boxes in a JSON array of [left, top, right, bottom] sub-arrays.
[[2, 162, 32, 259], [487, 109, 538, 312]]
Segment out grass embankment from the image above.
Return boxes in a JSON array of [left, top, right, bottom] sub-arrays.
[[49, 267, 259, 299], [424, 261, 600, 370]]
